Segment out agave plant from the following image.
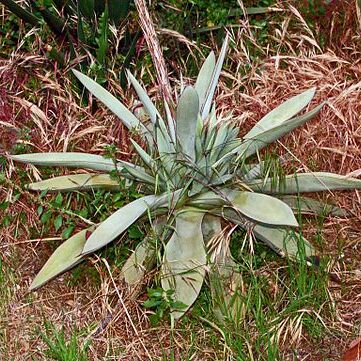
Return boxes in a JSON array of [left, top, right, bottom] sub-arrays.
[[10, 37, 361, 319]]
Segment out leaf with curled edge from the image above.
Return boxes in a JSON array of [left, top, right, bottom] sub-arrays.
[[161, 210, 206, 319], [27, 173, 120, 192]]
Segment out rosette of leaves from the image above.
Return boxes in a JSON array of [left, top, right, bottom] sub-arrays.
[[11, 37, 361, 319]]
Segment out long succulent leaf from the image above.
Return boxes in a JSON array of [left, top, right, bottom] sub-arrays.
[[214, 102, 325, 167], [155, 116, 175, 156], [164, 100, 176, 143], [195, 51, 216, 110], [191, 189, 298, 227], [82, 195, 156, 254], [248, 172, 361, 194], [176, 86, 200, 161], [130, 139, 154, 169], [82, 190, 181, 254], [239, 102, 326, 159], [29, 227, 95, 291], [219, 208, 315, 258], [279, 195, 347, 217], [228, 191, 298, 227], [121, 217, 166, 286], [121, 237, 157, 285], [10, 153, 119, 172], [27, 173, 120, 192], [253, 224, 315, 258], [245, 88, 316, 139], [118, 159, 155, 184], [161, 210, 206, 319], [72, 70, 152, 144], [209, 123, 236, 165], [201, 214, 222, 247], [201, 36, 229, 121], [127, 70, 158, 124]]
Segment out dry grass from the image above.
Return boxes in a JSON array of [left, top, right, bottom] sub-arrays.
[[1, 0, 361, 359]]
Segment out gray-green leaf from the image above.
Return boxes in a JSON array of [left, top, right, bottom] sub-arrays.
[[29, 227, 95, 291], [228, 191, 298, 227], [73, 69, 143, 131], [219, 208, 315, 259], [121, 237, 157, 286], [10, 152, 119, 172], [161, 210, 206, 319], [27, 173, 120, 192], [245, 87, 316, 139], [201, 36, 229, 121], [248, 172, 361, 194], [214, 102, 325, 167], [82, 190, 181, 254], [176, 86, 200, 161], [253, 224, 315, 258], [191, 190, 299, 227], [279, 195, 347, 217], [195, 51, 216, 111], [127, 70, 159, 124]]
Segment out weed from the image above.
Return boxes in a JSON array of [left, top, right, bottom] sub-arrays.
[[143, 287, 187, 326], [39, 321, 90, 361]]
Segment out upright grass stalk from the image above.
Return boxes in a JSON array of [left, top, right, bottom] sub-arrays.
[[135, 0, 174, 109]]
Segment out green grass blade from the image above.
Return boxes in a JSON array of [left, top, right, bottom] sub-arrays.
[[108, 0, 130, 24], [95, 6, 109, 65], [78, 0, 94, 20], [253, 224, 315, 259], [27, 173, 120, 192], [29, 227, 95, 291]]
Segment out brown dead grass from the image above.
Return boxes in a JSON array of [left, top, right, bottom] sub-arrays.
[[1, 0, 361, 359]]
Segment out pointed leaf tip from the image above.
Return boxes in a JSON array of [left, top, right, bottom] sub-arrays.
[[29, 227, 95, 291]]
